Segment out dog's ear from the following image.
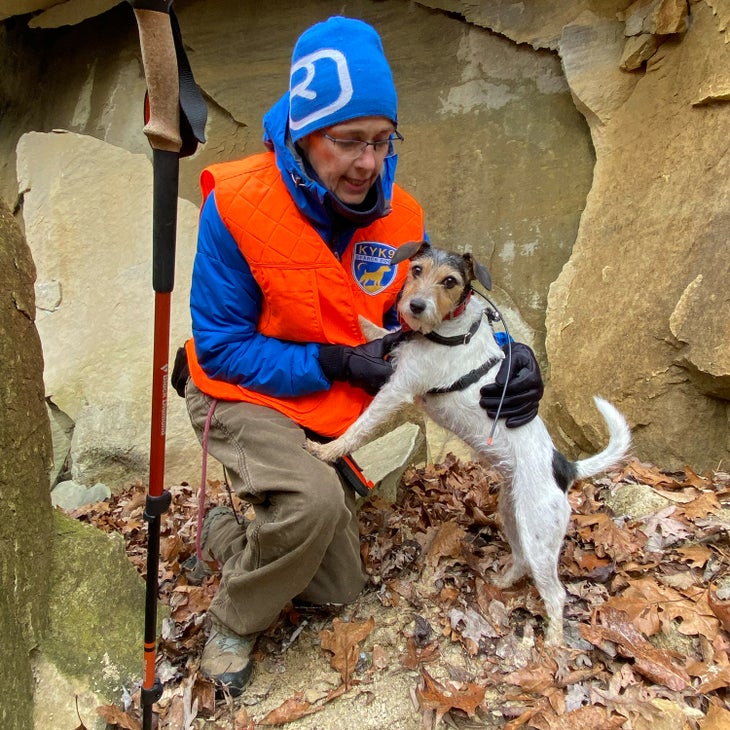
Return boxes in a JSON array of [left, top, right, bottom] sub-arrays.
[[358, 315, 389, 342], [463, 252, 492, 291], [391, 240, 429, 266]]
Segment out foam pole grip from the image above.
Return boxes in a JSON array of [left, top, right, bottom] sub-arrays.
[[132, 6, 182, 153]]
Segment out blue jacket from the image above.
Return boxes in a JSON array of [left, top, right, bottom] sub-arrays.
[[189, 93, 411, 398]]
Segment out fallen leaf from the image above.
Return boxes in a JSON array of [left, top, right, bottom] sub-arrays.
[[574, 513, 645, 562], [708, 586, 730, 633], [700, 702, 730, 729], [528, 703, 622, 729], [425, 520, 466, 568], [449, 607, 499, 655], [371, 643, 389, 669], [675, 544, 712, 568], [96, 704, 141, 730], [581, 608, 691, 691], [415, 667, 485, 724], [319, 616, 375, 688], [401, 636, 440, 670], [678, 491, 722, 520], [258, 694, 322, 726], [234, 706, 256, 730], [503, 661, 557, 694]]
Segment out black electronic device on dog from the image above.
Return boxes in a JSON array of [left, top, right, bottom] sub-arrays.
[[334, 454, 374, 497]]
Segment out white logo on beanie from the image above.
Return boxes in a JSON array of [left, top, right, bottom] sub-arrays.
[[289, 49, 353, 132]]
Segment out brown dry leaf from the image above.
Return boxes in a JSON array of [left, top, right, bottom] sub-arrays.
[[700, 702, 730, 729], [573, 513, 645, 562], [621, 460, 684, 489], [503, 661, 558, 694], [160, 534, 185, 562], [425, 520, 466, 568], [691, 643, 730, 692], [696, 663, 730, 693], [682, 465, 711, 489], [678, 491, 722, 519], [234, 706, 256, 730], [415, 667, 485, 725], [675, 543, 712, 568], [608, 577, 719, 639], [159, 693, 185, 729], [528, 704, 622, 730], [258, 693, 322, 726], [581, 607, 691, 691], [400, 636, 440, 670], [604, 588, 661, 637], [319, 616, 375, 688], [96, 704, 141, 730], [503, 705, 543, 730], [573, 549, 612, 574], [708, 587, 730, 633], [171, 584, 213, 618]]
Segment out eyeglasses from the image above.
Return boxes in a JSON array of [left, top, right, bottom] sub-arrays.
[[321, 130, 404, 160]]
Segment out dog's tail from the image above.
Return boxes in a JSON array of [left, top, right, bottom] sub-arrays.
[[574, 397, 631, 479]]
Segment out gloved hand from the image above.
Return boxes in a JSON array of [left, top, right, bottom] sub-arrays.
[[479, 342, 544, 427], [171, 345, 190, 398], [318, 331, 404, 395]]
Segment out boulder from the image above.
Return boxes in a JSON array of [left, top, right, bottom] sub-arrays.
[[34, 511, 153, 730], [16, 130, 217, 490], [545, 1, 730, 471], [0, 197, 53, 730]]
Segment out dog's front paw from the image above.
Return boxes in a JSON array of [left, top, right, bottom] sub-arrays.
[[305, 439, 325, 458], [306, 438, 344, 463]]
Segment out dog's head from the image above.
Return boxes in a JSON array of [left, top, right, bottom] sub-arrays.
[[391, 241, 492, 333]]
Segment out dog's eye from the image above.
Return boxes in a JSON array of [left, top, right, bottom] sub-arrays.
[[411, 265, 422, 277], [442, 276, 459, 289]]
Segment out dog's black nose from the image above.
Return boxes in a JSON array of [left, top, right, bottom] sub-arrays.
[[409, 299, 426, 315]]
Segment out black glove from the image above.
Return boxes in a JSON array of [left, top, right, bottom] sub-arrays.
[[479, 343, 544, 427], [318, 331, 404, 396], [171, 345, 190, 398]]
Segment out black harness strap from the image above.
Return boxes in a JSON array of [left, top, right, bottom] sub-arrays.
[[428, 355, 502, 395]]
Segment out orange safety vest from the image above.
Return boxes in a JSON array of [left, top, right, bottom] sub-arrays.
[[187, 152, 424, 437]]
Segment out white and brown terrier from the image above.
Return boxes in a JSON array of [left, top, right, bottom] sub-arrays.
[[308, 241, 631, 645]]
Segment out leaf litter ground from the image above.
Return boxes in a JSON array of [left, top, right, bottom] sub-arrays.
[[71, 455, 730, 729]]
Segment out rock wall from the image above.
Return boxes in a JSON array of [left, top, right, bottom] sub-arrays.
[[0, 0, 728, 488], [545, 0, 730, 470], [0, 199, 53, 730]]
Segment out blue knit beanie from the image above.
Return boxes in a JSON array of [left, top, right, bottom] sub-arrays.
[[288, 16, 397, 143]]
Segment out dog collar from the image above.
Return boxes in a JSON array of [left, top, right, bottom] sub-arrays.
[[425, 316, 482, 346], [444, 291, 472, 320]]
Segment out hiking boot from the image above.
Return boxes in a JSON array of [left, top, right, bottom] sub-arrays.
[[180, 554, 216, 586], [200, 505, 250, 566], [200, 622, 257, 697]]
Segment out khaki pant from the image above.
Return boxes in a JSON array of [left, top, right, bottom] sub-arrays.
[[185, 381, 367, 636]]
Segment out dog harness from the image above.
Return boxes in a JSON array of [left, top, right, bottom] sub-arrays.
[[428, 353, 502, 395], [422, 306, 503, 395]]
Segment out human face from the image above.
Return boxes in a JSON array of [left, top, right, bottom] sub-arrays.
[[299, 116, 396, 205]]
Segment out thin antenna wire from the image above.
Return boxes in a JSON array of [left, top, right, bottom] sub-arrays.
[[473, 288, 512, 445]]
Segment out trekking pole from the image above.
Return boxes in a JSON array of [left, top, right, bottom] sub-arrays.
[[127, 2, 206, 727]]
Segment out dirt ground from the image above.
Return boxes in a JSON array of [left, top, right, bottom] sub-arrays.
[[84, 456, 730, 730]]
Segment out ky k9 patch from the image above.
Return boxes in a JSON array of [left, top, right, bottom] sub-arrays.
[[352, 242, 398, 295]]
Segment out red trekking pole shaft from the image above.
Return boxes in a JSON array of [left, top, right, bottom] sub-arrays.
[[128, 2, 181, 728]]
